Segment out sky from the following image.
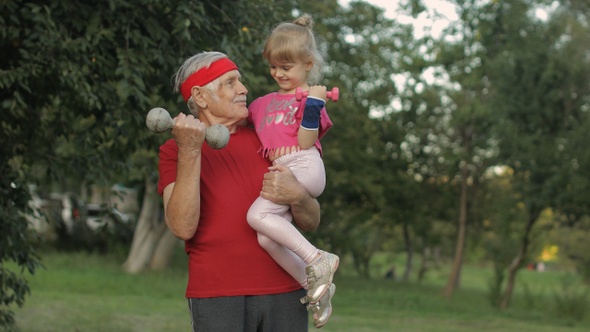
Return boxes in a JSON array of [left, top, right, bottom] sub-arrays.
[[336, 0, 555, 115], [339, 0, 397, 17], [338, 0, 554, 36], [338, 0, 460, 39]]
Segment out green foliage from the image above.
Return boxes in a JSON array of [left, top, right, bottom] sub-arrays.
[[3, 0, 590, 327], [429, 0, 590, 302], [0, 0, 294, 329], [552, 276, 590, 322], [299, 0, 426, 277], [551, 216, 590, 283], [0, 180, 41, 330], [479, 171, 528, 305], [483, 1, 590, 212]]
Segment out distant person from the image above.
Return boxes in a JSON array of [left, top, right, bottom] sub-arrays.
[[385, 266, 396, 280], [158, 51, 322, 331], [245, 13, 338, 328]]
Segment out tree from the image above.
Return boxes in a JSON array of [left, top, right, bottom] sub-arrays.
[[296, 0, 420, 277], [1, 0, 295, 327], [480, 0, 590, 308], [0, 184, 42, 328], [386, 0, 499, 292], [396, 0, 590, 302], [478, 168, 530, 307]]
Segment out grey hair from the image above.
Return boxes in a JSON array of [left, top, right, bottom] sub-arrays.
[[172, 51, 226, 116]]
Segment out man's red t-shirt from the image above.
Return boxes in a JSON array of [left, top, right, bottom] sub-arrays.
[[158, 126, 301, 298]]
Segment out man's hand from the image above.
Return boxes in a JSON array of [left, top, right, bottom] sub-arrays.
[[260, 164, 306, 205], [172, 113, 207, 151], [261, 164, 320, 232]]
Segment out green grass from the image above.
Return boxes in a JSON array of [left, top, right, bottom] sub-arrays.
[[11, 250, 190, 332], [8, 250, 590, 332]]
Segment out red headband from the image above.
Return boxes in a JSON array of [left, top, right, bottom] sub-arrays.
[[180, 58, 239, 101]]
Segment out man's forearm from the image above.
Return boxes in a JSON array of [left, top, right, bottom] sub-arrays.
[[164, 146, 202, 240], [291, 192, 320, 232]]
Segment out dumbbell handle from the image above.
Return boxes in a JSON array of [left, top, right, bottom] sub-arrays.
[[145, 107, 229, 149], [295, 87, 339, 102]]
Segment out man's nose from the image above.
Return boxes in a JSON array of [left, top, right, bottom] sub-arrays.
[[238, 81, 248, 94]]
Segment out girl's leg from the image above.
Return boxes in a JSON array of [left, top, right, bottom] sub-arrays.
[[279, 148, 326, 198], [279, 150, 339, 303], [246, 148, 337, 301], [257, 232, 308, 287], [247, 196, 319, 264]]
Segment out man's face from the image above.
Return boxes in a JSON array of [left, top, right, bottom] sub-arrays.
[[205, 70, 248, 122]]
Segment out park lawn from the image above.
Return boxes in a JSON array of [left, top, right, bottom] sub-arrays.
[[10, 250, 590, 332], [12, 251, 190, 332]]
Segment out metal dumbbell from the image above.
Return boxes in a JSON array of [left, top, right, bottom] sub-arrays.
[[146, 107, 230, 149]]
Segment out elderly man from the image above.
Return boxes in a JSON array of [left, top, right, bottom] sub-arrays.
[[157, 51, 325, 331]]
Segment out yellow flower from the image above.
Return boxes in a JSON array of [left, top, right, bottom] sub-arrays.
[[539, 245, 558, 262]]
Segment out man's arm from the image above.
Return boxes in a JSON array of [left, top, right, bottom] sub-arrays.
[[260, 164, 320, 232], [289, 188, 321, 232], [163, 113, 207, 240]]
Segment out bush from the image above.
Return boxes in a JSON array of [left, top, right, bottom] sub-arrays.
[[552, 276, 590, 322]]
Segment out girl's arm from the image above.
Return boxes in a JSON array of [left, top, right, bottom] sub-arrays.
[[297, 85, 327, 149]]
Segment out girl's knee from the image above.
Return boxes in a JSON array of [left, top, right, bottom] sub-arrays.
[[246, 207, 256, 226], [257, 233, 274, 250], [247, 208, 268, 229]]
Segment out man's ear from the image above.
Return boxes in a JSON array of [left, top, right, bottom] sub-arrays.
[[191, 86, 207, 108]]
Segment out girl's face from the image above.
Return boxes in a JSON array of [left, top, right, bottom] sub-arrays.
[[269, 59, 312, 94]]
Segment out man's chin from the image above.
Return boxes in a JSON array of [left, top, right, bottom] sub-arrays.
[[237, 107, 249, 117]]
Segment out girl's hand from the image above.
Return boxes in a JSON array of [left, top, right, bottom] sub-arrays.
[[307, 85, 327, 101]]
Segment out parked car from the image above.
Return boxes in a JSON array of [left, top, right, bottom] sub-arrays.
[[85, 203, 130, 231], [83, 202, 136, 247], [25, 190, 62, 241], [52, 192, 85, 235], [26, 185, 137, 250]]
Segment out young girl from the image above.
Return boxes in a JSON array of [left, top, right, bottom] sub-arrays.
[[246, 13, 338, 328]]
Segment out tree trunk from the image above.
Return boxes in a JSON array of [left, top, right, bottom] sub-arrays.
[[418, 246, 431, 282], [442, 164, 469, 298], [499, 210, 540, 309], [402, 221, 413, 282], [433, 246, 441, 267], [123, 178, 178, 274], [150, 229, 181, 270]]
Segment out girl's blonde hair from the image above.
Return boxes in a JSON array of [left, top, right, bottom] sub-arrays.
[[262, 13, 325, 85]]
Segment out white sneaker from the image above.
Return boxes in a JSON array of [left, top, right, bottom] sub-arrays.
[[307, 283, 336, 328], [304, 251, 339, 303]]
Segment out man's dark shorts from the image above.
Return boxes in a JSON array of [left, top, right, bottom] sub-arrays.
[[188, 289, 308, 331]]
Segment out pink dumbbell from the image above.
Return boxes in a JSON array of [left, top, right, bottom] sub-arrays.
[[295, 87, 339, 102]]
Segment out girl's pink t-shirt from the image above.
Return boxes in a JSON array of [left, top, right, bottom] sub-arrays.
[[248, 92, 333, 157]]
